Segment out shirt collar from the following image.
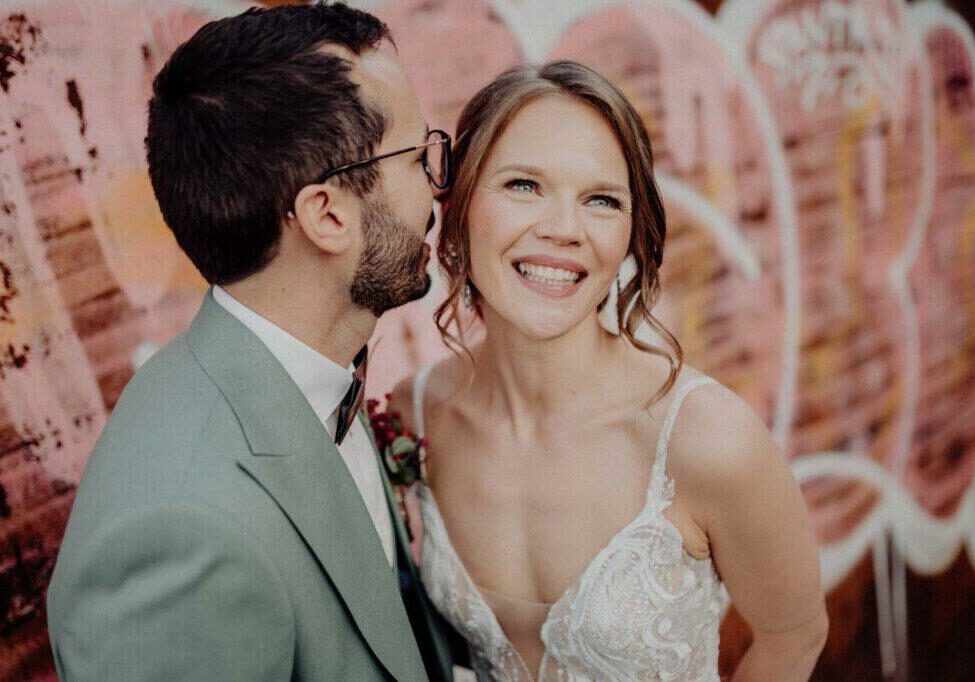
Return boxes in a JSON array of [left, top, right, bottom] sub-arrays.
[[212, 285, 353, 436]]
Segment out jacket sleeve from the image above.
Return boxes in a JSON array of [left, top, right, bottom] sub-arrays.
[[47, 503, 295, 681]]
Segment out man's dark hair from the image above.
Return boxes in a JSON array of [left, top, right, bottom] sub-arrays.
[[146, 1, 392, 285]]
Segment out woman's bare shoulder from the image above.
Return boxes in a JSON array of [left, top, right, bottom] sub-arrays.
[[665, 366, 787, 514]]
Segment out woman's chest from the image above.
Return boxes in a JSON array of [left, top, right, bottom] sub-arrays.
[[424, 421, 675, 599]]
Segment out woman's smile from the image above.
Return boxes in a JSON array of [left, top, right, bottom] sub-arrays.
[[511, 255, 589, 298]]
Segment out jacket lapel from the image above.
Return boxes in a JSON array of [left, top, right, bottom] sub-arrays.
[[358, 412, 413, 557], [359, 412, 456, 681], [186, 290, 426, 682]]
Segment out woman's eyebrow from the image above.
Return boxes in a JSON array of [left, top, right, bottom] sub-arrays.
[[492, 163, 545, 176], [586, 181, 630, 194]]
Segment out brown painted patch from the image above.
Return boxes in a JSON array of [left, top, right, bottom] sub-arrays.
[[0, 260, 15, 323], [64, 79, 86, 137], [0, 14, 43, 93]]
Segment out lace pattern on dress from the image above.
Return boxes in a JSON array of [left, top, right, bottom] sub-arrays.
[[414, 369, 724, 681]]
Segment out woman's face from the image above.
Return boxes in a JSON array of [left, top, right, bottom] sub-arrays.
[[466, 95, 633, 340]]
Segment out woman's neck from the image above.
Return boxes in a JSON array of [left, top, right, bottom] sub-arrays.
[[472, 311, 623, 436]]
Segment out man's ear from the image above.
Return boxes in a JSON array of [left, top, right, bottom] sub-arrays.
[[292, 181, 362, 255]]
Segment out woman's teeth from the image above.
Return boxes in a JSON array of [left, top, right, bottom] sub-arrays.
[[516, 262, 581, 286]]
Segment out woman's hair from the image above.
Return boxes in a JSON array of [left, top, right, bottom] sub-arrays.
[[435, 60, 683, 405]]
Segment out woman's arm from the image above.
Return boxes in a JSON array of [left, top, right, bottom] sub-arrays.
[[671, 384, 829, 681]]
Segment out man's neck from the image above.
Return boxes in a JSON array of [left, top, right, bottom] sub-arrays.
[[222, 276, 376, 369]]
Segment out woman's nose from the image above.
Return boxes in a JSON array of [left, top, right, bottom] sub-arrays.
[[533, 201, 584, 244]]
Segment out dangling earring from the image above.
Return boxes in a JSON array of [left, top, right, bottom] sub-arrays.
[[598, 254, 638, 335], [462, 280, 474, 309]]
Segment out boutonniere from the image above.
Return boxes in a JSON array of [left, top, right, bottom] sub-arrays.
[[367, 394, 427, 540]]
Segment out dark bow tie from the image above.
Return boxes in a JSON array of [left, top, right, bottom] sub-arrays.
[[334, 345, 368, 446]]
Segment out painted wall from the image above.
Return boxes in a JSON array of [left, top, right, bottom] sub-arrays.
[[0, 1, 972, 679]]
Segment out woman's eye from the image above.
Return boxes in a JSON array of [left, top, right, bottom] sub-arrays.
[[589, 195, 622, 210], [505, 178, 537, 193]]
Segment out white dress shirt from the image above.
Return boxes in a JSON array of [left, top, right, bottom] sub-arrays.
[[212, 286, 395, 568]]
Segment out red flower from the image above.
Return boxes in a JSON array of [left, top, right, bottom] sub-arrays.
[[366, 394, 426, 543]]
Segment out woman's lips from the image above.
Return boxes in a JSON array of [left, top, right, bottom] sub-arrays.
[[511, 262, 587, 298], [513, 255, 587, 273]]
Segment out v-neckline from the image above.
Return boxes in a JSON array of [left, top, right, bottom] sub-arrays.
[[412, 371, 719, 679], [417, 466, 709, 680]]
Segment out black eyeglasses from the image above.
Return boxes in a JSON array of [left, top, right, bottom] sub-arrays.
[[322, 128, 452, 189], [289, 129, 452, 219]]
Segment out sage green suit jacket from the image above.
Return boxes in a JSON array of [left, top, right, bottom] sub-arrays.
[[47, 290, 456, 681]]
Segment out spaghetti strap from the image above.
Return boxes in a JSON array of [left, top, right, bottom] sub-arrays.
[[651, 375, 719, 495], [412, 363, 435, 440]]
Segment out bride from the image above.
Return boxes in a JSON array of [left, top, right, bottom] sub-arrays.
[[392, 60, 827, 681]]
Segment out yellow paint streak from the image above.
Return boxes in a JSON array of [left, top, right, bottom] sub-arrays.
[[678, 224, 713, 363], [836, 100, 880, 330], [935, 93, 975, 384], [97, 170, 206, 296]]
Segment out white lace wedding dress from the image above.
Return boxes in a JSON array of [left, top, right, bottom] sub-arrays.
[[412, 365, 726, 681]]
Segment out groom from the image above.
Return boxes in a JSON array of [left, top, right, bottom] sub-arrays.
[[46, 3, 458, 680]]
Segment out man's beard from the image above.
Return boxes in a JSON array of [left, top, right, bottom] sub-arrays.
[[349, 193, 433, 317]]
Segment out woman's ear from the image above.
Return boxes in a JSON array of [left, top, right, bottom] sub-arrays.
[[292, 181, 362, 255]]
